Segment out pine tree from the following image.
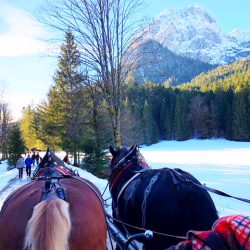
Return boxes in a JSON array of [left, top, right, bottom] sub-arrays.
[[47, 31, 85, 159], [8, 125, 26, 167], [34, 101, 62, 150], [160, 102, 173, 140], [232, 88, 249, 141], [121, 97, 144, 145], [143, 101, 159, 145], [0, 101, 11, 158], [174, 94, 190, 140], [20, 105, 46, 150]]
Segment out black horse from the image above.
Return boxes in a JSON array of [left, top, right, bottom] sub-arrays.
[[109, 145, 218, 250]]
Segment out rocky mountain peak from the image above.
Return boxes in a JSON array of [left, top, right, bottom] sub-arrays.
[[142, 4, 250, 65]]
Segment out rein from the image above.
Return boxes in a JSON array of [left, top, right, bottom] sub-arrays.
[[171, 169, 250, 204], [106, 213, 186, 240]]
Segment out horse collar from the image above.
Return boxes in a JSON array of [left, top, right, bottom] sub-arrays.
[[110, 161, 133, 191]]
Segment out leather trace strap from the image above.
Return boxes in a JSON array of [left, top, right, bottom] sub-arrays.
[[141, 172, 160, 227], [117, 173, 142, 204]]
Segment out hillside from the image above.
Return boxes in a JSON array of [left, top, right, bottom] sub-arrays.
[[129, 40, 215, 85], [181, 58, 250, 90], [130, 4, 250, 85]]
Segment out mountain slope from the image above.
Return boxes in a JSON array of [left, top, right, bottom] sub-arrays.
[[130, 39, 215, 85], [181, 58, 250, 90]]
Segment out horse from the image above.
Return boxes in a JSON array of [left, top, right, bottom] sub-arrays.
[[0, 150, 107, 250], [109, 145, 218, 250]]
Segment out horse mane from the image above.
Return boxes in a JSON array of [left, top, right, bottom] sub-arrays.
[[24, 199, 71, 250]]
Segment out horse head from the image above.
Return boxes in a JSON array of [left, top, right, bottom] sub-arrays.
[[109, 144, 137, 171], [109, 145, 149, 195]]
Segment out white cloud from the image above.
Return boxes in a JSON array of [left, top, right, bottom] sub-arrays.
[[0, 2, 51, 57]]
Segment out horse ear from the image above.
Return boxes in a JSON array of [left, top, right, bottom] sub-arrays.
[[109, 146, 116, 157], [130, 144, 137, 155]]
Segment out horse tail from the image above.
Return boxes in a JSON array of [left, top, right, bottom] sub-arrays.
[[24, 199, 71, 250]]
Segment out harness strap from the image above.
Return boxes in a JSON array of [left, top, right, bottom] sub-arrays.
[[142, 172, 160, 227], [55, 184, 65, 200], [110, 162, 133, 191], [40, 180, 52, 201], [117, 173, 142, 204], [40, 178, 65, 201]]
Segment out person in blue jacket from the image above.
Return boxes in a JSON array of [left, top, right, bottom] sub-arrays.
[[25, 155, 34, 177]]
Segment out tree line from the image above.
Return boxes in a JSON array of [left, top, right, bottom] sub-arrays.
[[1, 0, 249, 175], [17, 32, 249, 173], [2, 33, 249, 175]]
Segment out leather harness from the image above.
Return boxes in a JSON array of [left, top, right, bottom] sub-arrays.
[[39, 175, 104, 207], [40, 178, 65, 201]]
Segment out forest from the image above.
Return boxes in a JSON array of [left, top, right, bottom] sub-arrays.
[[9, 32, 248, 174], [1, 0, 249, 174]]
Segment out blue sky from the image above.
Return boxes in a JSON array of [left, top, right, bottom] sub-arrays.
[[0, 0, 249, 120]]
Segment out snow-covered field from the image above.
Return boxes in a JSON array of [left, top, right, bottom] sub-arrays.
[[140, 139, 250, 216], [0, 139, 250, 217]]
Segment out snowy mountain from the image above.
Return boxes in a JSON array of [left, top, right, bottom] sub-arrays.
[[130, 39, 214, 85], [141, 4, 250, 65]]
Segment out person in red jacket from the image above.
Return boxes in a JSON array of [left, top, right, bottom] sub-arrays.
[[167, 214, 250, 250]]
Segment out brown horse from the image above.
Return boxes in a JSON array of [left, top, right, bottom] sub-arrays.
[[0, 177, 107, 250]]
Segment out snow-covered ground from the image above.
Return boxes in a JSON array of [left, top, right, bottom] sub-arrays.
[[0, 139, 250, 217]]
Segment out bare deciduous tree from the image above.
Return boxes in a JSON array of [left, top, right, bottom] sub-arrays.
[[0, 85, 12, 158], [39, 0, 145, 146], [187, 94, 210, 138]]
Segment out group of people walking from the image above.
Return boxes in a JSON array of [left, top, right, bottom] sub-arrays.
[[16, 152, 40, 179]]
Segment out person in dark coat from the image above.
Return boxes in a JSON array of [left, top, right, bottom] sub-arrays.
[[35, 152, 40, 165], [25, 155, 34, 177], [31, 152, 36, 165], [63, 153, 70, 164]]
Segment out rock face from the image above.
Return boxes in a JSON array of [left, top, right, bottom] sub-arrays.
[[130, 4, 250, 84], [142, 4, 250, 65], [130, 40, 214, 85]]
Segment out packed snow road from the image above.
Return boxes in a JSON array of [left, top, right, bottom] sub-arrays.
[[1, 139, 250, 214]]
